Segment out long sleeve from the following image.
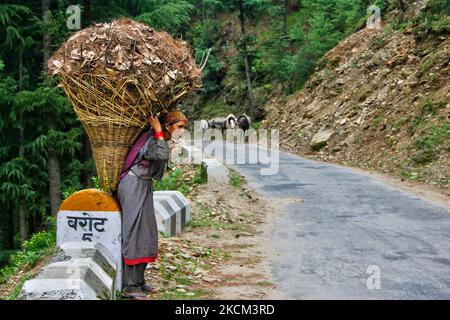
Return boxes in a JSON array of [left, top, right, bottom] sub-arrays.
[[139, 137, 169, 162]]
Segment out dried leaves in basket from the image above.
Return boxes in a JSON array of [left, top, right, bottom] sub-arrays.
[[48, 18, 202, 116]]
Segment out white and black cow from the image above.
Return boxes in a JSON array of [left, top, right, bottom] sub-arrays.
[[209, 113, 237, 138], [237, 113, 251, 134]]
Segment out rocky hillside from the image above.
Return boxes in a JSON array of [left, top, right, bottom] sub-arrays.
[[263, 5, 449, 193]]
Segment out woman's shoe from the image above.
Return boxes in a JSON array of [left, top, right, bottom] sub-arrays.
[[141, 284, 158, 293]]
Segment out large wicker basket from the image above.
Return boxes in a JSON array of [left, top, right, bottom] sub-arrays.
[[49, 19, 202, 192]]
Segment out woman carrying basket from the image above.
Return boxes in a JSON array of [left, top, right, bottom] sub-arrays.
[[116, 110, 188, 300]]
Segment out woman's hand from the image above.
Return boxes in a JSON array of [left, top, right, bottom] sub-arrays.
[[148, 114, 162, 132]]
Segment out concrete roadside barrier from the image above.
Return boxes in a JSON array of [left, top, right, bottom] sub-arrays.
[[20, 279, 97, 300], [154, 191, 191, 237], [181, 145, 204, 164], [201, 158, 229, 184], [180, 144, 230, 185], [19, 241, 116, 300]]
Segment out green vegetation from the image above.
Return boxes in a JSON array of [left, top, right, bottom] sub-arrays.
[[228, 167, 245, 188], [411, 123, 450, 166], [154, 166, 189, 195], [257, 281, 274, 287], [186, 201, 255, 240], [393, 117, 411, 130], [186, 0, 390, 121], [409, 98, 446, 135], [372, 113, 385, 127], [154, 164, 206, 196], [0, 217, 56, 299], [412, 0, 450, 38], [186, 204, 230, 229]]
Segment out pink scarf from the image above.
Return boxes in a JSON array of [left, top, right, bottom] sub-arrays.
[[119, 129, 155, 181]]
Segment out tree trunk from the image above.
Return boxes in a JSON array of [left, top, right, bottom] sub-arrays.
[[43, 0, 62, 217], [398, 0, 406, 23], [18, 117, 27, 241], [42, 0, 50, 63], [238, 0, 255, 118], [6, 206, 14, 249], [18, 197, 27, 242], [18, 52, 28, 242], [18, 109, 27, 242], [282, 0, 288, 36], [48, 147, 62, 217], [2, 204, 15, 249], [201, 0, 206, 24]]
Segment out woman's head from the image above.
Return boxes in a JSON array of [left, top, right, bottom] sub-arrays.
[[158, 110, 188, 141]]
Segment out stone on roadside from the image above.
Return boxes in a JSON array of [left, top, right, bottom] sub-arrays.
[[310, 129, 335, 151]]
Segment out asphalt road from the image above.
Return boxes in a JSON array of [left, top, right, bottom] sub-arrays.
[[201, 140, 450, 299]]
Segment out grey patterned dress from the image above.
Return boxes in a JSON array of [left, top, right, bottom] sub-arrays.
[[116, 131, 169, 291]]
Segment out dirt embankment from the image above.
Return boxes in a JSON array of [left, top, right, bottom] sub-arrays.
[[263, 21, 449, 196]]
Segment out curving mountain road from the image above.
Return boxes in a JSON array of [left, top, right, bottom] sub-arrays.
[[201, 140, 450, 299]]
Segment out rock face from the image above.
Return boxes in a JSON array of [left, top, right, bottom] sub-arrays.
[[263, 7, 450, 191], [310, 129, 335, 151]]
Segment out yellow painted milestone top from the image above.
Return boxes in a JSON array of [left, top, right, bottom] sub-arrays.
[[59, 188, 121, 212]]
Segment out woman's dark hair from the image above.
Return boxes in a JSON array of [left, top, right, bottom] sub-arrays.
[[158, 110, 188, 129]]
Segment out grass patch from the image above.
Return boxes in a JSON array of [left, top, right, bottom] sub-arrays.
[[393, 117, 411, 130], [387, 138, 397, 149], [154, 166, 189, 195], [251, 121, 262, 130], [228, 168, 245, 188], [410, 123, 449, 165], [372, 113, 385, 127], [372, 23, 395, 49], [5, 274, 32, 300], [187, 204, 230, 230], [399, 169, 423, 181], [175, 277, 192, 286], [410, 98, 446, 135], [154, 164, 206, 196], [257, 281, 274, 287]]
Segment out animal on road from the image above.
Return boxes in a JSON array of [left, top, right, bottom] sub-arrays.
[[209, 113, 237, 138]]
